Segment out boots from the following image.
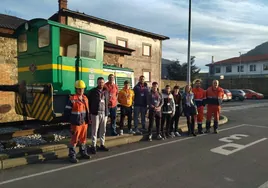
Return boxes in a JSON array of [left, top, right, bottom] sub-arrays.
[[198, 123, 204, 134], [79, 144, 91, 159], [69, 147, 79, 163], [214, 121, 219, 134], [191, 122, 196, 137], [205, 121, 211, 133]]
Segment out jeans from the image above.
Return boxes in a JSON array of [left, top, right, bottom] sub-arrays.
[[161, 113, 172, 134], [170, 110, 181, 133], [134, 106, 147, 130], [109, 107, 117, 135]]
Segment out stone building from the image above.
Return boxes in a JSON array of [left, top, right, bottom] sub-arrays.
[[50, 0, 169, 85], [0, 14, 26, 122]]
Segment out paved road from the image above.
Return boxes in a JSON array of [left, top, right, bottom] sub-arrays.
[[0, 100, 268, 188]]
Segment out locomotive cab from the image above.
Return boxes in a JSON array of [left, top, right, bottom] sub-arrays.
[[14, 18, 106, 121]]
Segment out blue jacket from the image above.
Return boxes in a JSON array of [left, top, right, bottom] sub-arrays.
[[133, 82, 149, 107]]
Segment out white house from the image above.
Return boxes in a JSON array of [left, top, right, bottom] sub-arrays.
[[206, 55, 268, 78]]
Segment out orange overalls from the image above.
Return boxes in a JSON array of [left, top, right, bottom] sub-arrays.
[[205, 86, 224, 132], [64, 94, 90, 158], [192, 87, 206, 133]]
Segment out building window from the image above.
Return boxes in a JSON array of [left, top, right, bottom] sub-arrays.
[[142, 44, 151, 56], [117, 38, 128, 48], [18, 33, 27, 52], [263, 63, 268, 71], [143, 71, 151, 82], [38, 25, 50, 48], [215, 67, 221, 73], [80, 34, 97, 59], [237, 65, 244, 72], [226, 65, 232, 73], [250, 64, 256, 72]]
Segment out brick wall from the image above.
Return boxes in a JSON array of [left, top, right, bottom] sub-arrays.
[[0, 36, 22, 122]]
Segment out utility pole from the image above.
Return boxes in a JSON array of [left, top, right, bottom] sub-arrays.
[[239, 52, 242, 79], [186, 0, 192, 85]]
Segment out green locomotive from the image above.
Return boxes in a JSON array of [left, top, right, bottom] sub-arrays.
[[2, 18, 134, 122]]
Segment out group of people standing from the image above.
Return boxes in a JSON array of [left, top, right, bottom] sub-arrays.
[[64, 74, 224, 163]]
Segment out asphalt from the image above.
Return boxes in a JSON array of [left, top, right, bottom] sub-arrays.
[[0, 100, 268, 188]]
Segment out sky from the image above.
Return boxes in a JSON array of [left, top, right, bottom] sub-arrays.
[[1, 0, 268, 72]]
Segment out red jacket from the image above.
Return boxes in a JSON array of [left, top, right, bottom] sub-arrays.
[[192, 87, 206, 107], [206, 86, 224, 105]]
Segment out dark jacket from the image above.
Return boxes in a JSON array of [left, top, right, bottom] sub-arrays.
[[87, 87, 109, 116], [182, 92, 197, 116], [148, 90, 164, 117], [63, 94, 90, 125], [133, 82, 149, 107], [161, 91, 175, 116], [172, 92, 183, 115]]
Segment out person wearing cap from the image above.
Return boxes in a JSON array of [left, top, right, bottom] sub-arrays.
[[118, 80, 135, 135], [170, 85, 183, 137], [148, 82, 163, 141], [104, 74, 119, 136], [63, 80, 91, 163], [88, 77, 110, 154]]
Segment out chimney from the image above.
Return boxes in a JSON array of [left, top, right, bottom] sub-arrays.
[[59, 0, 68, 10], [212, 56, 214, 63], [58, 0, 67, 24]]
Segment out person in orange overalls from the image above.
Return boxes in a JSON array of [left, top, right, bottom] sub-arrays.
[[192, 79, 206, 134], [64, 80, 91, 163], [205, 80, 224, 134]]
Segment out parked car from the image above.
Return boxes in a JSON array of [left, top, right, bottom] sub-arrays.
[[223, 89, 232, 101], [242, 89, 264, 100], [229, 89, 246, 101]]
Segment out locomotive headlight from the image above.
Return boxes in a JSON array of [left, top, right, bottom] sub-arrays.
[[25, 23, 29, 31]]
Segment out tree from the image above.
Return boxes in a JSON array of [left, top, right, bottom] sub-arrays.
[[166, 56, 201, 81]]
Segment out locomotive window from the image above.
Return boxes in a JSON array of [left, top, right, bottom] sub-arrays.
[[38, 25, 50, 48], [80, 34, 96, 59], [60, 28, 79, 58], [18, 33, 27, 52]]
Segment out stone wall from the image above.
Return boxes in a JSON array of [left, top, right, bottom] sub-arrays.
[[103, 52, 125, 67], [67, 17, 162, 87], [0, 36, 22, 122]]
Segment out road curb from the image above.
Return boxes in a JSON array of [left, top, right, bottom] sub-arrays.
[[0, 115, 228, 170]]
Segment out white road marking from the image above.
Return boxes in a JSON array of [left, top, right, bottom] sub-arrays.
[[0, 124, 251, 186], [211, 138, 267, 156], [258, 181, 268, 188], [244, 124, 268, 129]]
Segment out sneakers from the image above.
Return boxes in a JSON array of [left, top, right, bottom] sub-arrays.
[[69, 156, 79, 163], [205, 129, 210, 133], [135, 129, 142, 135], [170, 132, 175, 138], [157, 134, 163, 140], [214, 129, 219, 134], [175, 132, 181, 137], [148, 134, 152, 142], [120, 129, 124, 136], [141, 128, 147, 132], [128, 129, 136, 134], [98, 145, 110, 152]]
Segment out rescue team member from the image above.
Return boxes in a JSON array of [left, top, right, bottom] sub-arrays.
[[133, 75, 149, 134], [205, 80, 224, 134], [88, 77, 110, 154], [105, 74, 119, 136], [64, 80, 91, 163], [118, 80, 135, 135], [182, 85, 197, 137], [192, 79, 206, 134], [170, 85, 183, 137], [147, 82, 163, 141], [161, 85, 175, 139]]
